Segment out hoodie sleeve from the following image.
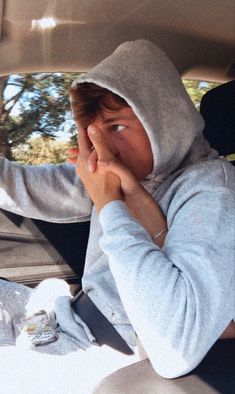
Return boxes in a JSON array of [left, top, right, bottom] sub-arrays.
[[98, 179, 234, 378], [0, 157, 92, 222]]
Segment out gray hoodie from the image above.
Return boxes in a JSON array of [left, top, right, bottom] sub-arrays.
[[0, 40, 234, 378]]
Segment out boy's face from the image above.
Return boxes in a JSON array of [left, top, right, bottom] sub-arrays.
[[89, 95, 153, 180]]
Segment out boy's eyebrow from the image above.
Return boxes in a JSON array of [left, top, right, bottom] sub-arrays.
[[102, 115, 135, 123]]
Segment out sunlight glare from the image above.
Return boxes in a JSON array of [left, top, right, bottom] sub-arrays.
[[31, 17, 56, 31]]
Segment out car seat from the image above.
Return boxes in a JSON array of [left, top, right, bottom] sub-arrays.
[[201, 80, 235, 165]]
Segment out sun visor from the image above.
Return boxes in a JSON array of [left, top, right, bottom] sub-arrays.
[[0, 0, 3, 40]]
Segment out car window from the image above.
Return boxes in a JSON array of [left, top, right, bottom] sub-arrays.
[[0, 73, 220, 165]]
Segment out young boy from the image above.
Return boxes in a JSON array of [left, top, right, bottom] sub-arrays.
[[0, 39, 234, 378]]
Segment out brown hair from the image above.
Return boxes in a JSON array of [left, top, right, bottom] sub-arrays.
[[70, 82, 129, 128]]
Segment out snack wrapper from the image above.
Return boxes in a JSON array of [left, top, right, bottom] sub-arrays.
[[14, 310, 58, 348]]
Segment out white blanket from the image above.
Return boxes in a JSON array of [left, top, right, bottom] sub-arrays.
[[0, 278, 95, 354]]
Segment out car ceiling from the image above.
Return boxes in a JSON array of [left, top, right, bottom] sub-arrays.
[[0, 0, 234, 81]]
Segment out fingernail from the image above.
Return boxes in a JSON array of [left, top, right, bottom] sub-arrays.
[[88, 126, 98, 136], [88, 163, 96, 172]]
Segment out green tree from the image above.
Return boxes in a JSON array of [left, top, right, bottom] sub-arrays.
[[183, 80, 219, 108], [0, 72, 80, 159], [12, 136, 72, 165]]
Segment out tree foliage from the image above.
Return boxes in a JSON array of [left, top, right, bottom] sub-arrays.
[[12, 136, 72, 165], [0, 72, 81, 159], [0, 73, 219, 164]]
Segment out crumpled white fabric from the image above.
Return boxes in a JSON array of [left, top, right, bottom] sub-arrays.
[[0, 278, 95, 354]]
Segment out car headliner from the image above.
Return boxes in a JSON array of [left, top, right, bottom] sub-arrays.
[[0, 0, 234, 81]]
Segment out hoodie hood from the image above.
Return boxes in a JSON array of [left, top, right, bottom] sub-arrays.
[[72, 39, 216, 180]]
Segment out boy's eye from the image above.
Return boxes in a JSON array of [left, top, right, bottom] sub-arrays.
[[112, 124, 125, 132]]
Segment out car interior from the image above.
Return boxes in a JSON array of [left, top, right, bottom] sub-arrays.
[[0, 1, 234, 393]]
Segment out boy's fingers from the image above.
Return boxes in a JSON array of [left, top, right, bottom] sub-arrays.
[[88, 125, 112, 160], [77, 123, 91, 152], [88, 149, 98, 173], [98, 159, 136, 183], [98, 159, 139, 196], [67, 157, 78, 164], [67, 146, 79, 164], [67, 147, 79, 155], [98, 158, 129, 176]]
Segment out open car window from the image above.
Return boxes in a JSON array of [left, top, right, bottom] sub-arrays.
[[0, 73, 221, 163]]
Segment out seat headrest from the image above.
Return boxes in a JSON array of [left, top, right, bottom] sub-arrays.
[[200, 80, 235, 158]]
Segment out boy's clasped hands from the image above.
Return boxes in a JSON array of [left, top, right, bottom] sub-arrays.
[[67, 124, 140, 213]]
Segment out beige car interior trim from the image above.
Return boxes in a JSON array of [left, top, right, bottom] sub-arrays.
[[94, 358, 217, 394], [0, 0, 234, 81]]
